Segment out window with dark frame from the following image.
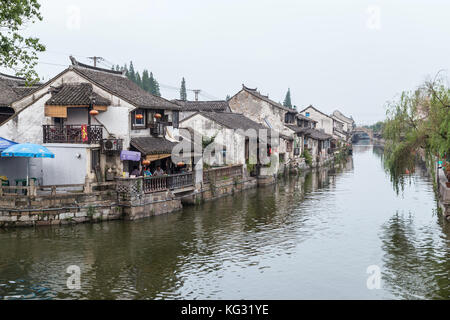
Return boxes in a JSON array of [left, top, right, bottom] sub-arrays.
[[172, 111, 179, 128], [91, 149, 100, 172], [131, 109, 146, 129]]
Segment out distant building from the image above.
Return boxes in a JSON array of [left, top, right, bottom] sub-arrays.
[[331, 110, 355, 134]]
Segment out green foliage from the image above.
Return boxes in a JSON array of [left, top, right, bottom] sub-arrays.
[[148, 72, 161, 96], [334, 148, 348, 164], [121, 63, 161, 96], [128, 61, 136, 82], [180, 77, 187, 101], [87, 205, 95, 218], [302, 149, 312, 166], [202, 133, 217, 149], [283, 88, 292, 109], [0, 0, 46, 84], [246, 160, 255, 173], [364, 121, 385, 134], [383, 76, 450, 192], [135, 72, 142, 88]]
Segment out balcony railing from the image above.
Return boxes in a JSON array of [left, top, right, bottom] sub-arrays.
[[168, 172, 194, 189], [43, 125, 103, 144], [118, 172, 194, 196], [143, 175, 168, 193]]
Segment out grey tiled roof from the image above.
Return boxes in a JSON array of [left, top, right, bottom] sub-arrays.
[[70, 57, 180, 110], [130, 136, 178, 155], [45, 83, 111, 106], [285, 124, 308, 134], [303, 128, 332, 140], [0, 73, 40, 107], [286, 125, 331, 140], [332, 110, 354, 124], [296, 113, 317, 122], [173, 100, 230, 112], [241, 85, 295, 113], [200, 112, 271, 132], [184, 112, 290, 141]]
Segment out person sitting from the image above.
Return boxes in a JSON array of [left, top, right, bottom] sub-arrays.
[[143, 167, 152, 177], [153, 165, 165, 176], [130, 166, 141, 177]]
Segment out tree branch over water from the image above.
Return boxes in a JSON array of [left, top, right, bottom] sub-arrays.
[[383, 72, 450, 193]]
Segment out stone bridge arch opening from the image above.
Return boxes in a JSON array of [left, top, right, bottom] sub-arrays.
[[352, 127, 373, 141]]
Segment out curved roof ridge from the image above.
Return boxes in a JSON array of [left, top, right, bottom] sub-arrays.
[[70, 56, 125, 77]]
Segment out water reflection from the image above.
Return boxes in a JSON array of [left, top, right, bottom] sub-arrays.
[[0, 145, 448, 299]]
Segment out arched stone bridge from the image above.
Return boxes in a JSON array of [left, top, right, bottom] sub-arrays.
[[352, 127, 373, 141]]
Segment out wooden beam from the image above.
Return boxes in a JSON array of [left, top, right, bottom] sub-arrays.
[[45, 105, 67, 118]]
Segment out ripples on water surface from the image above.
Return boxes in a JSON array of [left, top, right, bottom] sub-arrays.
[[0, 144, 449, 299]]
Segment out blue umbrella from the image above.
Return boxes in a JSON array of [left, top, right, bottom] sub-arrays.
[[0, 137, 17, 152], [1, 143, 55, 185], [1, 143, 55, 158]]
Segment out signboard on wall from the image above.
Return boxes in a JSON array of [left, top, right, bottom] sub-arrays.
[[81, 125, 88, 142], [120, 150, 141, 161]]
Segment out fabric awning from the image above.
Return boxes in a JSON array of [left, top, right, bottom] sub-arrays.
[[145, 153, 171, 162]]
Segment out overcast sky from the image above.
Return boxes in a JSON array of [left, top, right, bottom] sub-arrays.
[[10, 0, 450, 124]]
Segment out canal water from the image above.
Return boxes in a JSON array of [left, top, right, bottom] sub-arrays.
[[0, 143, 449, 300]]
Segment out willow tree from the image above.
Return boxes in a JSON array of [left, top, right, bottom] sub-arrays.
[[383, 75, 450, 192]]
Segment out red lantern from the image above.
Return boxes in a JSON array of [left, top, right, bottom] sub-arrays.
[[89, 109, 99, 116], [135, 113, 144, 120], [154, 113, 162, 119], [177, 161, 185, 167], [142, 159, 150, 166]]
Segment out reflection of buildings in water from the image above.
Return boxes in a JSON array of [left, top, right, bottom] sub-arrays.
[[353, 144, 372, 154], [380, 213, 450, 299], [345, 156, 354, 171], [372, 146, 384, 159]]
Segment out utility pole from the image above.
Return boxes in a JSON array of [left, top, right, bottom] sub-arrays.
[[193, 89, 201, 101], [87, 56, 104, 67]]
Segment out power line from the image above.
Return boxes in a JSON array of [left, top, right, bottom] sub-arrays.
[[37, 61, 69, 67], [87, 56, 104, 67]]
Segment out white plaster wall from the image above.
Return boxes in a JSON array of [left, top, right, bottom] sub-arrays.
[[301, 107, 333, 135], [180, 111, 196, 121], [95, 106, 130, 144], [42, 144, 88, 185], [180, 114, 246, 165], [229, 91, 293, 137], [0, 92, 51, 144]]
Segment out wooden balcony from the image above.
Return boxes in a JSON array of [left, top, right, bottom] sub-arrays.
[[43, 125, 103, 144]]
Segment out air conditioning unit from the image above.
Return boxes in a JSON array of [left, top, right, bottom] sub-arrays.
[[101, 139, 123, 153]]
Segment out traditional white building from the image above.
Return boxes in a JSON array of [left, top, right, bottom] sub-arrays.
[[299, 105, 334, 136], [0, 57, 181, 185], [331, 110, 355, 134], [228, 85, 297, 165], [180, 111, 283, 175]]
